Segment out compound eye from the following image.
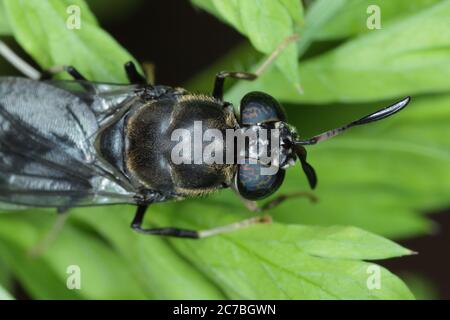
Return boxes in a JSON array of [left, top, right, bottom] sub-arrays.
[[240, 91, 286, 125], [237, 163, 285, 200]]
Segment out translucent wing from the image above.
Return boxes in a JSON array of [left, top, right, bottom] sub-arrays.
[[43, 79, 142, 121], [0, 77, 138, 209]]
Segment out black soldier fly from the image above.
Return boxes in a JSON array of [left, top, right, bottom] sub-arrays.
[[0, 37, 410, 239]]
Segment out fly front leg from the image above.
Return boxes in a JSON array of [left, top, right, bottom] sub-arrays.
[[0, 38, 87, 80], [131, 205, 199, 238], [42, 61, 146, 84], [213, 71, 257, 100], [212, 33, 299, 100], [0, 39, 142, 84], [41, 65, 94, 92], [40, 65, 88, 81], [130, 204, 272, 239], [42, 61, 147, 84], [197, 215, 272, 238], [240, 191, 318, 212]]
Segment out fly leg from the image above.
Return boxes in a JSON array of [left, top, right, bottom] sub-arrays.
[[130, 205, 272, 239], [40, 65, 87, 80], [212, 33, 300, 100], [124, 61, 147, 85], [0, 39, 88, 80], [213, 71, 257, 100], [239, 191, 318, 212], [29, 212, 70, 257], [131, 205, 199, 238], [44, 61, 155, 85], [41, 65, 95, 93], [197, 215, 272, 238]]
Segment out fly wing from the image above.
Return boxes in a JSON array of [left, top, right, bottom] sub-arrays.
[[0, 77, 137, 209], [43, 80, 142, 122]]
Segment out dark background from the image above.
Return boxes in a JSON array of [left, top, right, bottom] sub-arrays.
[[101, 0, 243, 86]]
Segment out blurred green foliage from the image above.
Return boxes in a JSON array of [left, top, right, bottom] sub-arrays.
[[191, 0, 303, 87], [0, 0, 10, 35], [400, 273, 439, 300], [0, 0, 449, 300], [0, 283, 13, 300], [229, 0, 450, 103], [315, 0, 442, 40], [2, 0, 139, 82]]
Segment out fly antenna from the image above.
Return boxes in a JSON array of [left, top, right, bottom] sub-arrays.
[[295, 96, 411, 146]]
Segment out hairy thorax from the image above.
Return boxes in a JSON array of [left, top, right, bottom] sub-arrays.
[[125, 94, 237, 197]]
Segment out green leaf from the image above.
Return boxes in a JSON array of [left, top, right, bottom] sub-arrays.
[[0, 212, 148, 299], [0, 284, 13, 300], [227, 0, 450, 103], [3, 0, 137, 82], [191, 0, 302, 87], [315, 0, 443, 40], [71, 207, 226, 300], [147, 202, 414, 299], [0, 204, 414, 299], [73, 207, 412, 299], [246, 224, 414, 260], [0, 211, 82, 299], [297, 0, 348, 57], [0, 254, 13, 296], [0, 0, 12, 35]]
